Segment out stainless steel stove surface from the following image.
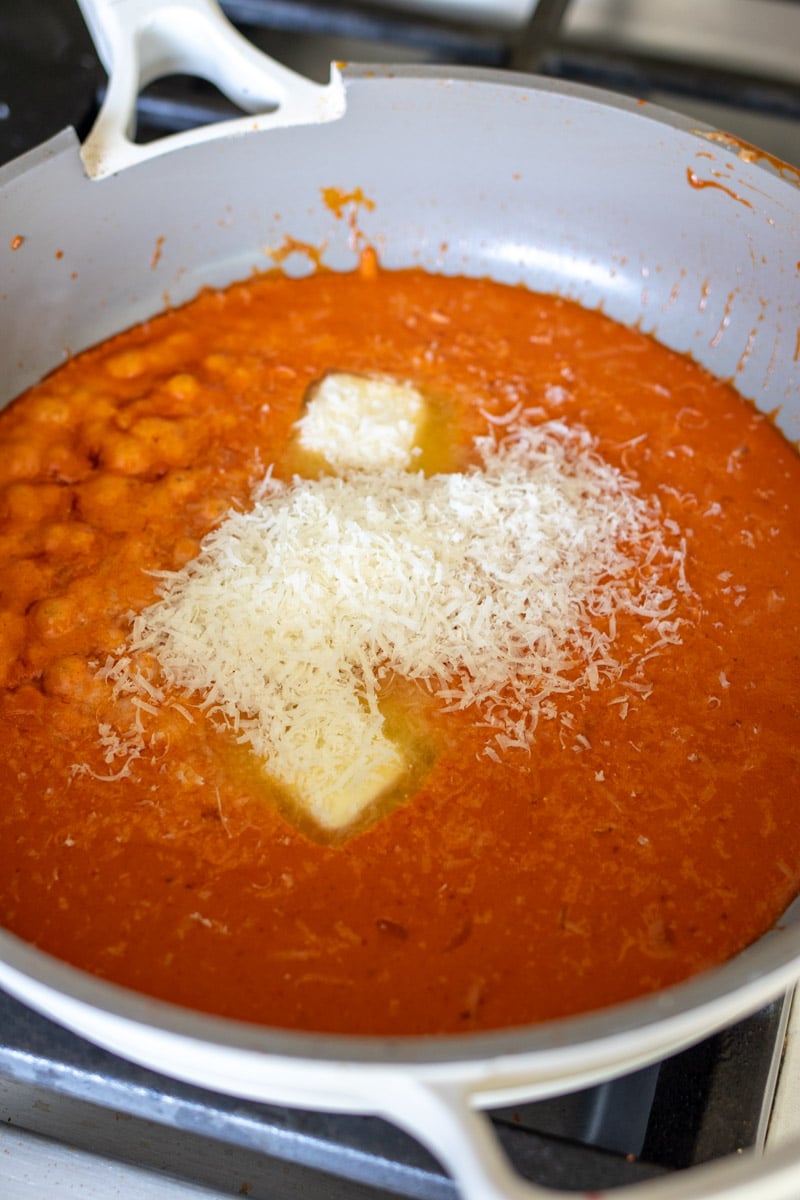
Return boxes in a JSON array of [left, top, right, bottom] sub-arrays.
[[1, 1, 799, 1196]]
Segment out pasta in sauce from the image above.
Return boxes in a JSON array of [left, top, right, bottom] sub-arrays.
[[1, 265, 798, 1036]]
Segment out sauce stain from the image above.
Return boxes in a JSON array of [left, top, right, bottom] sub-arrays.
[[686, 168, 753, 209], [694, 131, 800, 186], [269, 235, 327, 271], [321, 186, 376, 220], [736, 298, 768, 375], [151, 236, 165, 270], [699, 277, 712, 314], [322, 186, 377, 257], [736, 326, 759, 375], [711, 289, 739, 349]]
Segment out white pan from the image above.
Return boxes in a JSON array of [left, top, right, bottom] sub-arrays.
[[0, 2, 799, 1196]]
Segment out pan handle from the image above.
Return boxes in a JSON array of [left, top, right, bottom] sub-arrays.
[[383, 1078, 800, 1200], [75, 0, 346, 180]]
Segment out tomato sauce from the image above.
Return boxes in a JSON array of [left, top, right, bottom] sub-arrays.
[[1, 268, 799, 1036]]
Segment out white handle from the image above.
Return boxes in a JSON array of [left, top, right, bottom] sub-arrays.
[[383, 1078, 800, 1200], [76, 0, 345, 179]]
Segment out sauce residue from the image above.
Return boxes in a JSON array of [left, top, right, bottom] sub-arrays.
[[694, 130, 800, 187], [321, 186, 376, 220], [686, 167, 753, 209], [268, 235, 327, 271], [150, 236, 165, 270]]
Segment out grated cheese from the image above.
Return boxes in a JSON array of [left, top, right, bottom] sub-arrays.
[[110, 418, 688, 832]]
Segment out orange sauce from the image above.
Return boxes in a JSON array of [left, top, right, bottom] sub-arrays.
[[1, 268, 799, 1036], [685, 167, 753, 210]]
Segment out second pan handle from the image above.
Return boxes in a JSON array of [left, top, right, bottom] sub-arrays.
[[382, 1076, 800, 1200]]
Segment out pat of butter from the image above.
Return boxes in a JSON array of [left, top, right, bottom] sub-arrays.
[[285, 371, 422, 827], [296, 373, 425, 472], [273, 691, 406, 832]]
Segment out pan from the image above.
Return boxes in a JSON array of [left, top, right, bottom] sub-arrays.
[[0, 1, 799, 1196]]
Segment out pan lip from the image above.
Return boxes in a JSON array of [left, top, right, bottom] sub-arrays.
[[340, 62, 800, 187], [2, 920, 800, 1071], [1, 64, 797, 196]]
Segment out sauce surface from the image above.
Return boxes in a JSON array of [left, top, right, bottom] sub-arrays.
[[1, 268, 799, 1035]]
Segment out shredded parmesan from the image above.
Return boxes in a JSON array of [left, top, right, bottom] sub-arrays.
[[108, 418, 687, 831]]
